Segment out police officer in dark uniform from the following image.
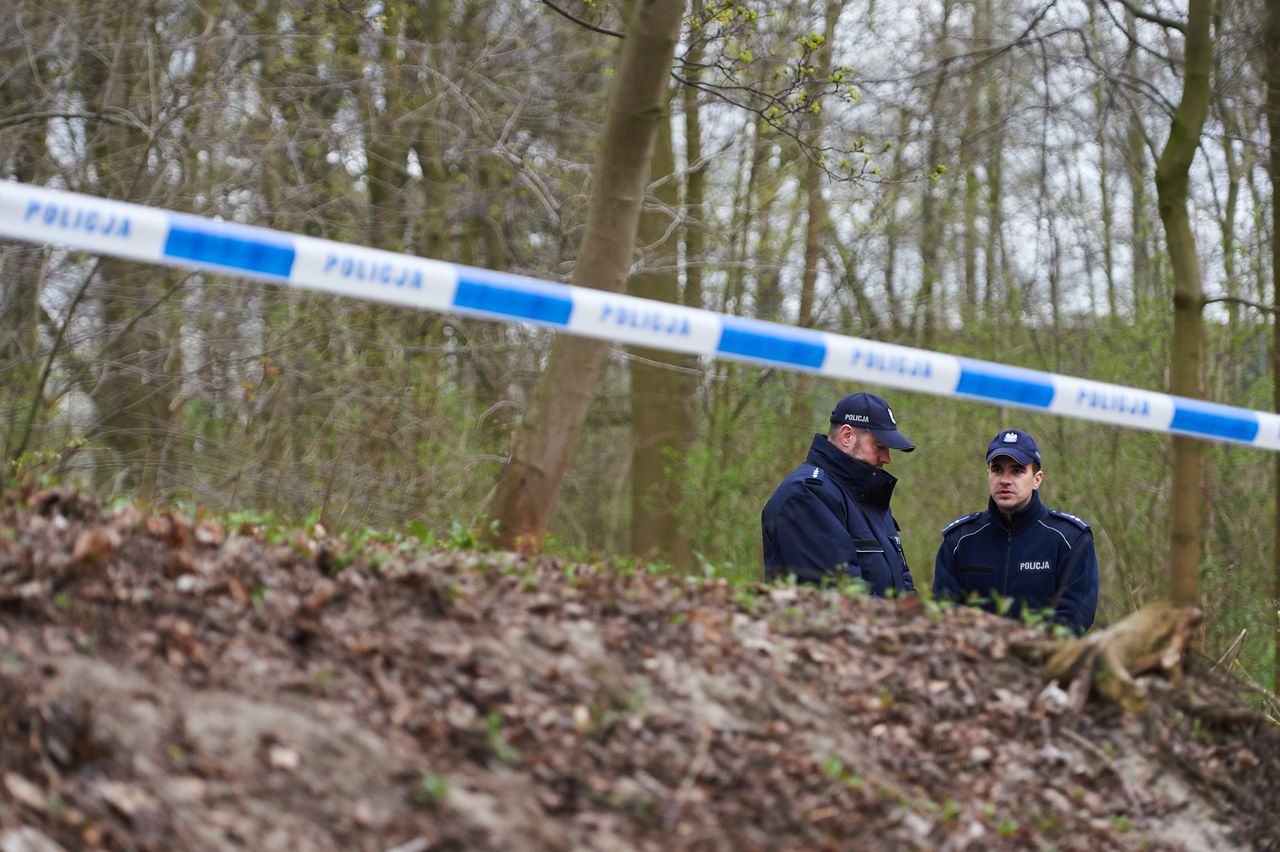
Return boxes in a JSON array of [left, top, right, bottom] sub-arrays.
[[932, 429, 1098, 633], [761, 392, 915, 596]]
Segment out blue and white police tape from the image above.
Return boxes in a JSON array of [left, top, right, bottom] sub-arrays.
[[3, 180, 1278, 450]]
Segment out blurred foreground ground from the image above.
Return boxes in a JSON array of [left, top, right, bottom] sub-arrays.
[[1, 486, 1278, 851]]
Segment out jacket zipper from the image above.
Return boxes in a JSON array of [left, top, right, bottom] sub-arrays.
[[1002, 528, 1012, 597], [892, 535, 907, 591]]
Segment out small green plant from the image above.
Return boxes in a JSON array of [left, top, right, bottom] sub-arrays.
[[413, 772, 449, 806], [1190, 717, 1213, 743], [484, 712, 522, 765], [771, 605, 806, 632], [407, 519, 436, 548], [731, 586, 761, 616], [1049, 623, 1075, 641], [10, 439, 87, 487], [446, 519, 478, 550], [923, 597, 951, 619], [1112, 814, 1132, 832], [834, 574, 869, 597], [562, 562, 580, 588], [996, 817, 1020, 837], [1020, 604, 1052, 628], [821, 756, 862, 790]]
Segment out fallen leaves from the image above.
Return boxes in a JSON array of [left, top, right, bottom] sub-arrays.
[[0, 488, 1277, 852], [3, 773, 46, 811]]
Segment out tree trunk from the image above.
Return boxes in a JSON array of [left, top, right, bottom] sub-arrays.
[[982, 15, 1009, 318], [916, 0, 953, 345], [681, 0, 706, 318], [796, 0, 839, 330], [1087, 1, 1118, 320], [0, 44, 50, 466], [628, 95, 693, 568], [1154, 0, 1212, 606], [483, 0, 685, 553], [76, 5, 184, 497], [1122, 12, 1153, 321], [960, 0, 988, 328], [1264, 0, 1280, 694]]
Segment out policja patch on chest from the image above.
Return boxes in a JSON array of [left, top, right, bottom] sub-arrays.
[[1019, 560, 1052, 571]]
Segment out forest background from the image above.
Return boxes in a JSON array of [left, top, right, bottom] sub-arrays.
[[1, 0, 1278, 688]]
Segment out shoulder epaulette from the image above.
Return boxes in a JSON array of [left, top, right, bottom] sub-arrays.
[[802, 466, 825, 488], [940, 511, 983, 536], [1047, 509, 1090, 531]]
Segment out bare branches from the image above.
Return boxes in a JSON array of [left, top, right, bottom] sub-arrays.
[[0, 109, 150, 134], [1109, 0, 1187, 33], [1204, 295, 1280, 315], [538, 0, 624, 39]]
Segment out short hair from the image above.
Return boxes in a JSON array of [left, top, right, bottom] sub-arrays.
[[989, 456, 1042, 475], [829, 424, 873, 446]]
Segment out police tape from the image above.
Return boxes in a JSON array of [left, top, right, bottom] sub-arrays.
[[2, 180, 1278, 450]]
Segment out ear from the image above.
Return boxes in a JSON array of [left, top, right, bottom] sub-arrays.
[[1032, 469, 1044, 489]]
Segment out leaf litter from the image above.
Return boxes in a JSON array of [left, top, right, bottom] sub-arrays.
[[1, 486, 1278, 851]]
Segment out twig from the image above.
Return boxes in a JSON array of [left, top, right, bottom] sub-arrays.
[[664, 724, 713, 829], [1108, 0, 1187, 32], [1203, 295, 1280, 316], [538, 0, 624, 38], [1210, 629, 1247, 674]]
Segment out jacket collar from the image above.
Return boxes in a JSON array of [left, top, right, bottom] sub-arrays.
[[805, 434, 898, 507], [987, 489, 1047, 534]]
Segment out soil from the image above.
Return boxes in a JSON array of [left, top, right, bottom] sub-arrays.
[[2, 486, 1278, 851]]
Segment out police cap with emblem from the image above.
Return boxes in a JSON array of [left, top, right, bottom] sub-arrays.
[[830, 392, 914, 452], [986, 428, 1042, 468]]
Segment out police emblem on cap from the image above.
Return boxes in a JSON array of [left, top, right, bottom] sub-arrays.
[[1003, 432, 1018, 442]]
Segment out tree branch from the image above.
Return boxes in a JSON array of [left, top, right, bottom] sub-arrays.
[[538, 0, 624, 38], [1204, 295, 1280, 315], [1108, 0, 1186, 33], [0, 109, 149, 133]]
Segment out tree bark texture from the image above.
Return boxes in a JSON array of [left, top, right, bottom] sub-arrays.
[[484, 0, 686, 553], [916, 0, 953, 345], [628, 99, 694, 569], [1264, 0, 1280, 694], [1122, 10, 1153, 320], [796, 0, 840, 330], [1153, 0, 1212, 607]]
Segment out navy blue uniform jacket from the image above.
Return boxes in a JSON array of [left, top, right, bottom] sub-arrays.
[[761, 434, 915, 596], [932, 491, 1098, 633]]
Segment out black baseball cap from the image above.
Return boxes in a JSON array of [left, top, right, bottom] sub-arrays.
[[986, 429, 1042, 468], [830, 392, 914, 451]]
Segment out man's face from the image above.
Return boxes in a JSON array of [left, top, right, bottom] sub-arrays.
[[843, 427, 892, 469], [987, 455, 1042, 514]]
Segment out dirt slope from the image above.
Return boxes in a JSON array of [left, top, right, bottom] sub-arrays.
[[1, 487, 1278, 851]]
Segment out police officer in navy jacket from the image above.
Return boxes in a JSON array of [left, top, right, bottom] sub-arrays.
[[762, 392, 916, 596], [932, 429, 1098, 633]]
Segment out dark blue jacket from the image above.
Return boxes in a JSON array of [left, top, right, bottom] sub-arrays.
[[931, 491, 1097, 633], [762, 434, 915, 596]]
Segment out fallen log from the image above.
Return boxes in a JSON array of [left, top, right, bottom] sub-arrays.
[[1013, 600, 1202, 713]]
